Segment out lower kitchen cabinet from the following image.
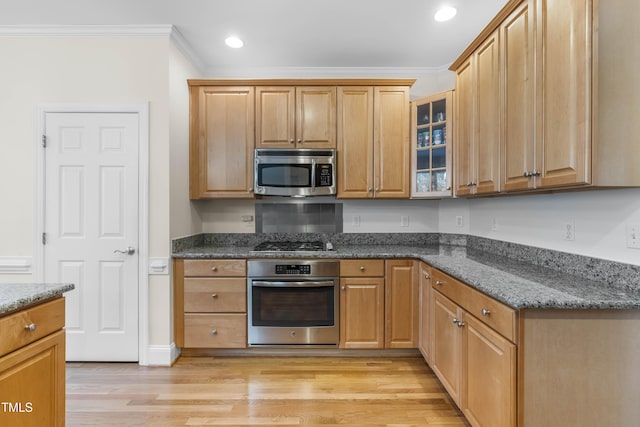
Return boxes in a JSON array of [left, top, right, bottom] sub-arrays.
[[430, 268, 516, 427], [174, 259, 247, 348], [339, 260, 385, 349], [0, 298, 66, 427], [385, 260, 418, 348]]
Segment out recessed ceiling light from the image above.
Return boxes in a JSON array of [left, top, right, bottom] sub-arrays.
[[434, 6, 457, 22], [225, 36, 244, 48]]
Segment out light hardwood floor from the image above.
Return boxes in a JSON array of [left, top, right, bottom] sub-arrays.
[[66, 356, 470, 426]]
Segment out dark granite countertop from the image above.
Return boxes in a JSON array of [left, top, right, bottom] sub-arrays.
[[0, 283, 75, 316], [172, 234, 640, 311]]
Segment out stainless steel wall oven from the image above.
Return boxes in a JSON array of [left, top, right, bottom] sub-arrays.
[[247, 259, 339, 347]]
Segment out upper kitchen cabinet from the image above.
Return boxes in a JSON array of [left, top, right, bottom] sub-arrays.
[[188, 85, 255, 199], [256, 86, 336, 149], [453, 0, 640, 194], [411, 91, 454, 198], [454, 30, 501, 197], [337, 86, 411, 199]]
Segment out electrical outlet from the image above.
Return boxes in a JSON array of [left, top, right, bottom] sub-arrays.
[[352, 215, 360, 227], [240, 215, 254, 222], [627, 224, 640, 249], [400, 215, 409, 227], [491, 217, 498, 231], [564, 221, 575, 241], [456, 216, 464, 228]]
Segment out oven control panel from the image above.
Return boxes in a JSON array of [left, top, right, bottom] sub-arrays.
[[275, 264, 311, 275]]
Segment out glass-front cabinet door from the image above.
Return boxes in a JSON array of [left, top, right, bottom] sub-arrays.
[[410, 91, 453, 198]]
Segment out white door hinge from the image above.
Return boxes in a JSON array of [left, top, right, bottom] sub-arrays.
[[42, 135, 47, 148], [42, 232, 46, 245]]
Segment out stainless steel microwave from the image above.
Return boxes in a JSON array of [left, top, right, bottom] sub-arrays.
[[254, 149, 336, 197]]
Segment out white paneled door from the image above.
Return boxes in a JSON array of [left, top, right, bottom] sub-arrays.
[[44, 112, 139, 361]]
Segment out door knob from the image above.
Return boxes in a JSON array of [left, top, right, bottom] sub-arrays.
[[113, 246, 136, 255]]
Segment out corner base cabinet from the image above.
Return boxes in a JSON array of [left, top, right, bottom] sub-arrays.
[[0, 298, 66, 427]]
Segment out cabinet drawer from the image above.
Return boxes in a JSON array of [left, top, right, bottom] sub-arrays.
[[0, 298, 65, 357], [184, 314, 247, 348], [340, 259, 384, 277], [466, 289, 517, 343], [431, 269, 472, 308], [183, 259, 246, 277], [184, 278, 247, 313]]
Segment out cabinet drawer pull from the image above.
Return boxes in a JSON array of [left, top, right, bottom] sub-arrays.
[[24, 323, 37, 332], [424, 274, 431, 280], [211, 293, 218, 299], [456, 321, 465, 328], [359, 266, 365, 271], [435, 280, 444, 286], [481, 308, 491, 316], [211, 329, 218, 335], [211, 266, 217, 272]]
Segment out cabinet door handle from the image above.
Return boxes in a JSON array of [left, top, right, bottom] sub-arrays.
[[481, 308, 491, 316], [211, 266, 217, 272], [211, 329, 218, 335], [211, 293, 218, 299], [435, 280, 444, 286], [359, 266, 365, 271], [456, 321, 465, 328], [524, 171, 530, 177], [289, 139, 295, 144], [341, 285, 346, 291], [452, 317, 459, 324], [424, 274, 431, 280], [24, 323, 37, 332]]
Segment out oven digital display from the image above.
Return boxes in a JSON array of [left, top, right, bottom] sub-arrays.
[[275, 264, 311, 275]]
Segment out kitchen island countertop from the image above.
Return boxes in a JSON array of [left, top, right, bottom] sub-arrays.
[[173, 242, 640, 311], [0, 283, 75, 316]]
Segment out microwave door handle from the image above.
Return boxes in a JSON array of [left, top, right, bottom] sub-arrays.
[[251, 280, 335, 288], [311, 159, 316, 191]]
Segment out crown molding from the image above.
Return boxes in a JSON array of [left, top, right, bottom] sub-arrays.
[[168, 26, 206, 75], [203, 65, 453, 79]]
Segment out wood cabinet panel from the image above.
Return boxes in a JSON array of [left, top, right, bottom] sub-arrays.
[[465, 287, 517, 343], [183, 259, 246, 277], [0, 330, 66, 427], [374, 87, 410, 198], [296, 87, 336, 148], [385, 260, 418, 348], [418, 262, 432, 363], [190, 86, 255, 199], [432, 291, 463, 404], [501, 1, 534, 192], [475, 32, 500, 194], [0, 298, 65, 357], [336, 87, 374, 198], [184, 278, 247, 313], [536, 0, 591, 188], [339, 277, 385, 349], [454, 59, 474, 196], [183, 314, 247, 348], [463, 313, 516, 427], [256, 86, 295, 148], [339, 259, 384, 277]]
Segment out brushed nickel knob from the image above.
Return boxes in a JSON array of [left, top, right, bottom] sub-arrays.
[[24, 323, 37, 332], [359, 266, 365, 271], [424, 274, 430, 279], [211, 293, 218, 299], [456, 321, 465, 328], [211, 266, 217, 272], [341, 286, 346, 291], [481, 308, 491, 316], [452, 318, 459, 325], [436, 280, 444, 286], [211, 329, 218, 335]]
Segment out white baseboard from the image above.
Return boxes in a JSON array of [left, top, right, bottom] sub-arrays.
[[0, 257, 32, 274], [145, 343, 181, 366]]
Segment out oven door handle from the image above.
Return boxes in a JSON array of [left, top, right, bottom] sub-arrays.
[[251, 280, 335, 288]]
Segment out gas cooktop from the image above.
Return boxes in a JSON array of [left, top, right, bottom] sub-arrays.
[[252, 241, 325, 252]]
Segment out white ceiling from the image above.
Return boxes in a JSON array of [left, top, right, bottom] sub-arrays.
[[0, 0, 508, 75]]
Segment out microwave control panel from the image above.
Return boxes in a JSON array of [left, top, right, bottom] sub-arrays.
[[316, 164, 333, 187]]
